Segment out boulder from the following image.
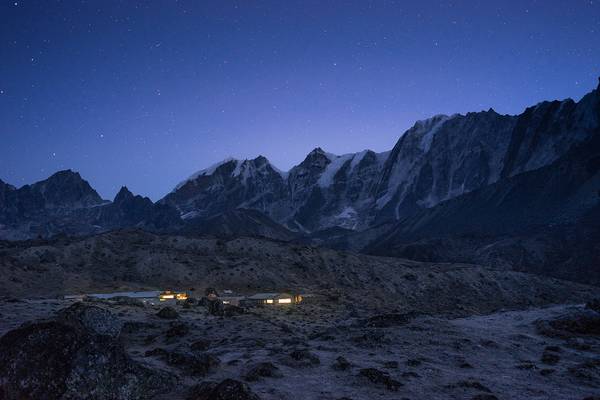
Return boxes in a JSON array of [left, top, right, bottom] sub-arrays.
[[244, 362, 282, 381], [187, 378, 261, 400], [182, 298, 198, 309], [57, 302, 123, 338], [168, 352, 220, 376], [332, 356, 352, 371], [156, 306, 179, 319], [0, 304, 176, 400], [358, 368, 402, 391], [165, 322, 190, 337], [190, 339, 211, 351], [145, 348, 220, 376], [351, 329, 389, 347], [287, 349, 320, 367], [224, 304, 245, 317], [536, 310, 600, 338], [207, 299, 225, 317]]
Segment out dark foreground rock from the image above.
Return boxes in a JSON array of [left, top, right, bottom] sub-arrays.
[[244, 362, 282, 381], [57, 301, 123, 337], [359, 368, 402, 391], [187, 378, 261, 400], [537, 310, 600, 338], [0, 303, 176, 400], [332, 356, 352, 371], [586, 299, 600, 313], [145, 347, 220, 376], [207, 299, 225, 316], [156, 306, 179, 319], [286, 349, 321, 367]]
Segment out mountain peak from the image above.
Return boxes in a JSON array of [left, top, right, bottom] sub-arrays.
[[47, 169, 81, 181], [253, 155, 269, 165], [30, 170, 104, 208], [114, 186, 134, 203], [305, 147, 336, 162]]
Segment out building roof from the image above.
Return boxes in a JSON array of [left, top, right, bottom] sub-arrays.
[[88, 291, 161, 299], [246, 292, 292, 300]]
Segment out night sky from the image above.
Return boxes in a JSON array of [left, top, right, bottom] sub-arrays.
[[1, 1, 599, 200]]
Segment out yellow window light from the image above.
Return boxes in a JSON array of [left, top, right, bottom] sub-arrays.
[[176, 293, 188, 300], [266, 299, 274, 304], [278, 298, 292, 304]]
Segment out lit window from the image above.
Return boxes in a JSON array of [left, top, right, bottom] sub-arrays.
[[278, 298, 292, 304], [266, 299, 274, 304]]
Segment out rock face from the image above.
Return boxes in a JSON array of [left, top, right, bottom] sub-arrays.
[[0, 303, 176, 400], [181, 208, 297, 241], [0, 170, 106, 239], [91, 186, 182, 232], [367, 117, 600, 284]]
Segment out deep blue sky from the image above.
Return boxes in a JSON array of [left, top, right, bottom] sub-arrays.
[[1, 0, 599, 200]]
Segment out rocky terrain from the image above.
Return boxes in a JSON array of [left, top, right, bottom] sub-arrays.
[[0, 230, 597, 313], [1, 286, 600, 399], [1, 229, 600, 398]]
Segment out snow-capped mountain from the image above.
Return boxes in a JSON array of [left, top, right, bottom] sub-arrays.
[[162, 156, 289, 221], [161, 80, 599, 233], [1, 79, 597, 240]]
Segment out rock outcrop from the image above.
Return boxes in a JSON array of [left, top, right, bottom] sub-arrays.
[[0, 303, 176, 399]]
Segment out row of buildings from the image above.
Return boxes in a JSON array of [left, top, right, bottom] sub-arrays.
[[68, 290, 311, 307]]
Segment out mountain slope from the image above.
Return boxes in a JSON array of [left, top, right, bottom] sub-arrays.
[[180, 208, 297, 241], [367, 124, 600, 284]]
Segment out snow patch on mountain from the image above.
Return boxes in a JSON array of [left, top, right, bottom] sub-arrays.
[[417, 114, 452, 152], [349, 150, 369, 173], [317, 153, 354, 187], [333, 206, 359, 229], [175, 157, 236, 190], [231, 160, 244, 178]]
